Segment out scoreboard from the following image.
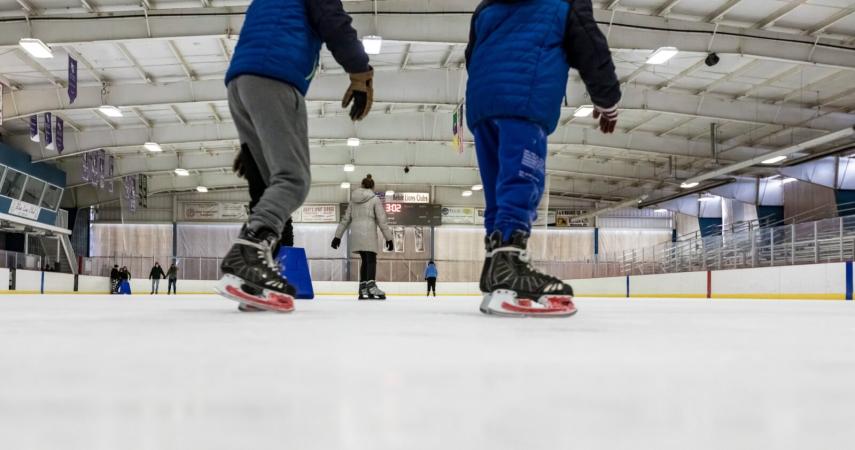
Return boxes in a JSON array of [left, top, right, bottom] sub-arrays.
[[340, 203, 442, 226]]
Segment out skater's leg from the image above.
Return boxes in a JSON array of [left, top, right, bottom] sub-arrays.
[[364, 252, 377, 282], [358, 252, 369, 282], [228, 75, 310, 235], [472, 120, 501, 234], [493, 118, 548, 242], [154, 278, 159, 294]]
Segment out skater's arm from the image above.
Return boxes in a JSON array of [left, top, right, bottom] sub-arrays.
[[373, 198, 393, 242], [307, 0, 370, 74], [334, 203, 353, 239], [563, 0, 621, 109]]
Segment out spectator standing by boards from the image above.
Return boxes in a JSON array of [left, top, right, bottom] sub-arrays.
[[425, 261, 438, 297], [166, 263, 178, 295], [118, 266, 132, 295], [109, 265, 120, 294], [149, 262, 165, 295]]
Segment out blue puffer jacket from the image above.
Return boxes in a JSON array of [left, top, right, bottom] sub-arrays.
[[226, 0, 322, 95], [466, 0, 571, 134]]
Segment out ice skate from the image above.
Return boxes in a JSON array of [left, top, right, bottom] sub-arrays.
[[479, 230, 576, 317], [365, 280, 386, 300], [216, 226, 296, 313], [358, 281, 369, 300]]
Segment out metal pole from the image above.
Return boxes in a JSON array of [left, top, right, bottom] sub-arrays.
[[840, 217, 844, 262], [771, 230, 775, 267], [791, 224, 796, 266], [814, 221, 819, 263]]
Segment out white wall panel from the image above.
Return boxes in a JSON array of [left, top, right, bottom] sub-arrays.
[[78, 275, 111, 294], [0, 268, 10, 292], [43, 273, 76, 293], [632, 271, 707, 298], [571, 276, 626, 297], [14, 270, 42, 293]]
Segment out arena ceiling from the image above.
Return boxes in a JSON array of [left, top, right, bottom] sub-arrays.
[[0, 0, 854, 210]]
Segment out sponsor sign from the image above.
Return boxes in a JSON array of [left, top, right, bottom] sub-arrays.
[[299, 204, 337, 223], [441, 206, 476, 224], [182, 202, 224, 221], [9, 200, 41, 220]]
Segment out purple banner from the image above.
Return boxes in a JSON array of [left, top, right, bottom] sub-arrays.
[[30, 115, 39, 142], [68, 55, 77, 104], [56, 117, 64, 153], [44, 112, 53, 149]]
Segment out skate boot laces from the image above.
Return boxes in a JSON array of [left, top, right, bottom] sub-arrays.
[[234, 238, 285, 289], [493, 246, 566, 294]]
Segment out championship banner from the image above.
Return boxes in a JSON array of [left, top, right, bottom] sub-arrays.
[[67, 55, 78, 104], [30, 115, 39, 142], [44, 112, 54, 151], [452, 102, 465, 154], [56, 117, 64, 153]]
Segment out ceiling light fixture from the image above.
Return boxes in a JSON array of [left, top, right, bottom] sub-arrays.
[[680, 181, 699, 189], [654, 209, 669, 213], [385, 190, 395, 197], [471, 184, 483, 191], [782, 177, 797, 184], [343, 163, 356, 172], [761, 155, 787, 165], [573, 105, 594, 117], [646, 46, 679, 65], [143, 142, 163, 153], [347, 137, 361, 147], [461, 190, 473, 197], [174, 168, 190, 176], [18, 38, 53, 59], [341, 182, 351, 189], [196, 186, 208, 193], [98, 105, 123, 118], [361, 36, 383, 55]]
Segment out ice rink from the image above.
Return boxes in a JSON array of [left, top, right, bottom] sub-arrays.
[[1, 294, 853, 450]]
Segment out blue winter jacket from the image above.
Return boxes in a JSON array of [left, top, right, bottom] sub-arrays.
[[425, 264, 438, 279], [465, 0, 621, 134], [226, 0, 370, 95]]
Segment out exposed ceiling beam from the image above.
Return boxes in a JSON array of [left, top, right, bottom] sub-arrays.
[[64, 46, 105, 85], [655, 0, 683, 17], [705, 0, 743, 23], [80, 0, 95, 13], [131, 107, 152, 128], [15, 0, 33, 14], [169, 105, 187, 125], [14, 49, 65, 88], [754, 1, 808, 29], [115, 43, 152, 84], [808, 8, 855, 36], [166, 40, 197, 81]]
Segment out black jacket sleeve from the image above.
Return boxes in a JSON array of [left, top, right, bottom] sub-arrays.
[[306, 0, 371, 74], [563, 0, 621, 109]]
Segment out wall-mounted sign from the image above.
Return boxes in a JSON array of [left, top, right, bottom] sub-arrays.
[[181, 202, 248, 221], [9, 200, 41, 220], [344, 202, 441, 226], [441, 206, 476, 224], [298, 204, 338, 223], [380, 192, 430, 203]]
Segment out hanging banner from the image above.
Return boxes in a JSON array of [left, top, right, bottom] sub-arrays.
[[44, 112, 54, 150], [0, 83, 4, 126], [67, 55, 78, 104], [452, 103, 464, 154], [29, 115, 39, 142], [55, 117, 64, 153], [107, 155, 114, 193], [298, 204, 337, 223]]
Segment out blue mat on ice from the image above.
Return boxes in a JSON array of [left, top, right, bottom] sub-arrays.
[[276, 247, 314, 300]]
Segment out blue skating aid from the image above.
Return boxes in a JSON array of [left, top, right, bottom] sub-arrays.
[[276, 246, 314, 300]]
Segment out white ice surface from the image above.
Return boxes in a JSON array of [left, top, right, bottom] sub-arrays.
[[1, 295, 854, 450]]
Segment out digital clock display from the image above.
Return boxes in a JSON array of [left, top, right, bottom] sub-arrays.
[[340, 202, 442, 226], [384, 203, 403, 214]]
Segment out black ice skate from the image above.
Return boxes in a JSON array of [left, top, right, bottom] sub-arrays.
[[358, 281, 369, 300], [216, 226, 296, 313], [480, 230, 576, 317], [479, 232, 503, 294], [365, 280, 386, 300]]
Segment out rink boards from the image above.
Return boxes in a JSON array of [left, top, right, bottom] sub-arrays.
[[0, 262, 853, 300]]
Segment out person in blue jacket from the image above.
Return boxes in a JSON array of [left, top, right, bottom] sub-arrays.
[[218, 0, 374, 311], [424, 261, 439, 297], [466, 0, 621, 317]]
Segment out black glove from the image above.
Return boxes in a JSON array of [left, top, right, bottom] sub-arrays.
[[593, 104, 618, 134], [342, 67, 374, 121], [386, 240, 394, 251], [331, 237, 341, 250]]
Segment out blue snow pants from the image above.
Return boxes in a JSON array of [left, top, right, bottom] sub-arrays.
[[471, 118, 548, 241]]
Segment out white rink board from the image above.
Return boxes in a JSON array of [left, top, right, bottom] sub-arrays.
[[0, 268, 9, 292], [571, 276, 625, 297], [42, 272, 75, 294], [711, 263, 846, 300], [78, 275, 110, 294], [633, 271, 708, 298], [14, 270, 42, 293]]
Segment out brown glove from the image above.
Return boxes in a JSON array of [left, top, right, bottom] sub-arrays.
[[593, 104, 619, 134], [342, 67, 374, 121]]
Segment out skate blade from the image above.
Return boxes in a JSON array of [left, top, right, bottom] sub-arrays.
[[482, 290, 576, 318], [215, 275, 295, 313]]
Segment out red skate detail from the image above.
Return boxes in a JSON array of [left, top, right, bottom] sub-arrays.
[[518, 299, 533, 307], [224, 285, 294, 313], [546, 296, 575, 308], [500, 300, 574, 315]]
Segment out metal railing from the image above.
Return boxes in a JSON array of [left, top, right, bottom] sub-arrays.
[[582, 214, 855, 277], [0, 249, 42, 271]]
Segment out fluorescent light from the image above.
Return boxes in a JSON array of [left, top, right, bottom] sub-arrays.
[[761, 155, 787, 164], [385, 190, 395, 197], [143, 142, 163, 153], [341, 182, 351, 189], [347, 137, 361, 147], [646, 46, 679, 65], [196, 186, 208, 193], [573, 105, 594, 117], [654, 209, 669, 213], [680, 181, 699, 189], [343, 163, 356, 172], [782, 177, 797, 184], [19, 38, 53, 59], [98, 105, 123, 118], [461, 190, 473, 197], [362, 36, 383, 55], [471, 184, 483, 191], [174, 168, 189, 176], [698, 195, 719, 202]]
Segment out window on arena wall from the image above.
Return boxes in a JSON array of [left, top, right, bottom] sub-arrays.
[[1, 168, 26, 200], [40, 184, 62, 211], [21, 177, 45, 206]]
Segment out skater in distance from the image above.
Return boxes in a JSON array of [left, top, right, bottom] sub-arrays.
[[425, 261, 438, 297], [466, 0, 621, 317], [332, 175, 394, 300], [149, 262, 165, 295], [217, 0, 374, 312]]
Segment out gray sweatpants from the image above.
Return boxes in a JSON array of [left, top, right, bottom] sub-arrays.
[[227, 75, 311, 235]]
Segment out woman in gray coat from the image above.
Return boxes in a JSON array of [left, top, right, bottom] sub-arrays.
[[331, 174, 394, 300]]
